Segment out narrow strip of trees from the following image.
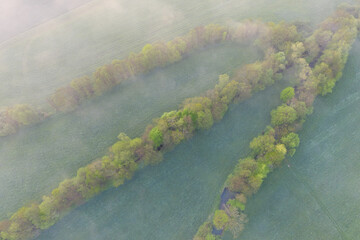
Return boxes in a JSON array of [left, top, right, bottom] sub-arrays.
[[193, 4, 360, 240], [0, 105, 45, 137], [0, 20, 272, 137]]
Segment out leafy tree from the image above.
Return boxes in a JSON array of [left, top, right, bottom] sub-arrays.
[[216, 74, 230, 90], [313, 62, 335, 95], [224, 205, 248, 238], [281, 132, 300, 148], [249, 134, 276, 156], [193, 221, 213, 240], [7, 104, 41, 126], [262, 22, 300, 51], [227, 199, 245, 211], [291, 100, 311, 119], [263, 144, 287, 165], [271, 105, 297, 126], [220, 80, 241, 104], [227, 158, 258, 194], [196, 109, 214, 129], [149, 127, 163, 149], [93, 65, 117, 95], [205, 234, 217, 240], [0, 208, 37, 240], [280, 87, 295, 102], [213, 210, 229, 230], [290, 42, 305, 60], [235, 193, 247, 204], [70, 76, 94, 100], [48, 87, 79, 112]]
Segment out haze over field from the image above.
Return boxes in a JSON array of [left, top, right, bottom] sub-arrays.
[[0, 1, 359, 240], [0, 0, 92, 43]]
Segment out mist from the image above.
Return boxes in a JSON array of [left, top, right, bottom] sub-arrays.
[[0, 0, 360, 240], [0, 0, 92, 43]]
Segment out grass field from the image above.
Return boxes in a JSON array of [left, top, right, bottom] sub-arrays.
[[0, 0, 350, 109]]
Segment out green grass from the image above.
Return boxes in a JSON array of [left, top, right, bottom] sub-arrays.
[[0, 0, 351, 109]]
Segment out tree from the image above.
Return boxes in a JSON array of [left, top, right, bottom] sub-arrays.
[[227, 199, 245, 211], [313, 62, 335, 96], [7, 104, 41, 126], [194, 222, 212, 240], [249, 134, 275, 156], [227, 158, 259, 194], [263, 144, 287, 165], [70, 76, 94, 100], [290, 42, 305, 60], [280, 87, 295, 102], [149, 127, 163, 149], [213, 210, 229, 230], [48, 87, 79, 112], [196, 109, 214, 129], [281, 132, 300, 148], [93, 65, 117, 95], [263, 22, 300, 51], [224, 205, 248, 238], [215, 74, 230, 91], [271, 105, 297, 126], [205, 234, 217, 240]]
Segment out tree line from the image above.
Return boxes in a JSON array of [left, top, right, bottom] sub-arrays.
[[0, 19, 302, 240], [193, 4, 360, 240], [0, 20, 271, 138]]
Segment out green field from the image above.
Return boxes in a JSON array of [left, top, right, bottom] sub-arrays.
[[1, 0, 359, 239], [0, 0, 350, 109], [0, 42, 261, 219]]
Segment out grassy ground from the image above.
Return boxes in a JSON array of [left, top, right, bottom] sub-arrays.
[[0, 0, 351, 109]]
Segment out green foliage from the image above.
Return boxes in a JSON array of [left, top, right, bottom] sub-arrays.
[[93, 65, 117, 95], [213, 210, 229, 230], [291, 100, 311, 119], [280, 87, 295, 102], [196, 109, 214, 129], [193, 221, 213, 240], [224, 205, 248, 238], [205, 234, 217, 240], [263, 144, 287, 165], [0, 208, 37, 240], [70, 76, 94, 100], [48, 87, 79, 112], [7, 104, 41, 126], [270, 105, 298, 126], [215, 74, 230, 90], [281, 132, 300, 149], [7, 10, 360, 240], [260, 22, 300, 51], [313, 62, 335, 95], [249, 133, 276, 156], [287, 148, 296, 157], [227, 199, 245, 211], [149, 127, 163, 149], [194, 7, 360, 240], [227, 158, 262, 194]]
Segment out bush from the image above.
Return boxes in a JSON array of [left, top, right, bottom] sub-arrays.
[[280, 87, 295, 102], [193, 221, 212, 240], [149, 127, 163, 149], [213, 210, 229, 230], [271, 105, 298, 126], [281, 132, 300, 149], [227, 199, 245, 211]]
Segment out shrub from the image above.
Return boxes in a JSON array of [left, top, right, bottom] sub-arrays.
[[213, 210, 229, 230], [280, 87, 295, 102]]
